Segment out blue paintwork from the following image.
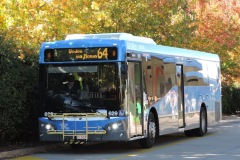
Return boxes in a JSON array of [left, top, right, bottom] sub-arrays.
[[39, 33, 220, 64], [38, 33, 221, 141], [39, 116, 127, 131]]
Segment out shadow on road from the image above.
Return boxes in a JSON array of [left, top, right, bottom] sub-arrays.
[[54, 132, 217, 155]]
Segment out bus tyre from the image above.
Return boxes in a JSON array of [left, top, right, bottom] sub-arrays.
[[184, 129, 195, 137], [139, 112, 156, 148], [194, 107, 207, 137]]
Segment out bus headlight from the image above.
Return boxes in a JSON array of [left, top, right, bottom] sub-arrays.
[[105, 120, 126, 131], [108, 123, 122, 130], [112, 123, 118, 130], [45, 124, 54, 130]]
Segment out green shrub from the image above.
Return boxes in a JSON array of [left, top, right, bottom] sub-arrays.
[[1, 31, 240, 142], [222, 84, 240, 114], [0, 34, 39, 142]]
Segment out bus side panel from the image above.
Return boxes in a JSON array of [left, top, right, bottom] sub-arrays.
[[207, 61, 222, 126], [214, 62, 222, 123], [184, 59, 221, 129], [157, 87, 179, 135], [182, 86, 200, 130]]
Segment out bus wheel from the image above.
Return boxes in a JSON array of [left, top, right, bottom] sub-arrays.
[[139, 112, 156, 148], [194, 107, 207, 137], [184, 129, 194, 137]]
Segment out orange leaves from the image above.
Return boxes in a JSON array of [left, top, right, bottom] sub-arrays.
[[0, 0, 239, 85], [18, 53, 25, 60], [194, 0, 240, 84], [191, 0, 240, 53]]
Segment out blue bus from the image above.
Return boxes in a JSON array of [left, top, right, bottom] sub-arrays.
[[38, 33, 221, 148]]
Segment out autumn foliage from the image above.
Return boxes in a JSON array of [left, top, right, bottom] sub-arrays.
[[0, 0, 239, 85], [0, 0, 240, 141]]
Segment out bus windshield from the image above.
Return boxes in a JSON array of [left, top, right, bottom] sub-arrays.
[[45, 63, 119, 113]]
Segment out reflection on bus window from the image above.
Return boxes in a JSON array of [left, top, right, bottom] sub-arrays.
[[45, 64, 118, 113]]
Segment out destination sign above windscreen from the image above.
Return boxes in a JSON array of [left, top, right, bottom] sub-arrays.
[[44, 47, 117, 62]]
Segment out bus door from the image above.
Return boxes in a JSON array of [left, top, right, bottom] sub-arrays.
[[176, 65, 185, 128], [128, 62, 143, 137]]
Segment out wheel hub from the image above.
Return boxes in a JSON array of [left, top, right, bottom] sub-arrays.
[[149, 122, 156, 139]]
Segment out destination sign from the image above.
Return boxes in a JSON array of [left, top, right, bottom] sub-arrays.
[[44, 47, 117, 62]]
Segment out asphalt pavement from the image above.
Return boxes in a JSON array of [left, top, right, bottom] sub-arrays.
[[0, 115, 239, 160], [0, 143, 70, 159]]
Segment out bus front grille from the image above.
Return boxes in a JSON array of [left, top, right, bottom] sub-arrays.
[[46, 113, 107, 141]]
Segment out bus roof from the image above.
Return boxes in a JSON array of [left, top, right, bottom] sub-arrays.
[[65, 33, 156, 45], [40, 33, 219, 63], [126, 42, 220, 62]]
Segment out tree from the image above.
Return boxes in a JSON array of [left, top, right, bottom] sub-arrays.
[[0, 0, 197, 51], [1, 0, 240, 141], [0, 33, 38, 141], [188, 0, 240, 85]]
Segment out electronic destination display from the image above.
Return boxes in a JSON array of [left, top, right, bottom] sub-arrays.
[[44, 47, 117, 62]]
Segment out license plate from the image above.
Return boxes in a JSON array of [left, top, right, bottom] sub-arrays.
[[77, 135, 86, 139]]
